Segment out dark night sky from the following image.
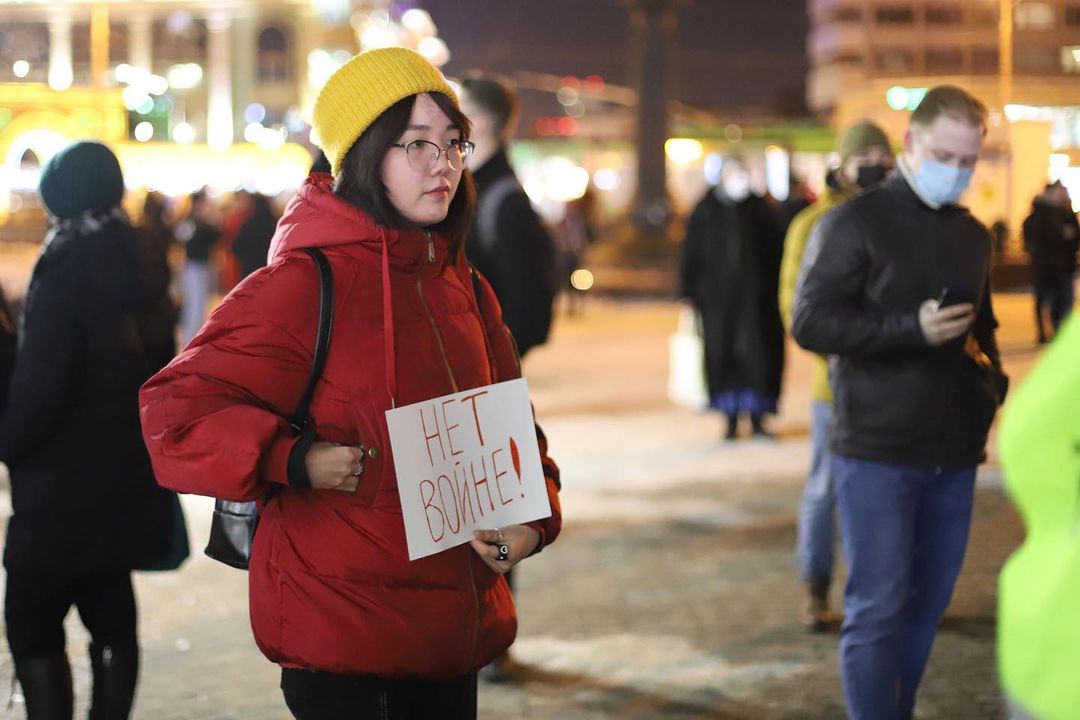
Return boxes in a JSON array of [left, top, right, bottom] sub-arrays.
[[420, 0, 810, 113]]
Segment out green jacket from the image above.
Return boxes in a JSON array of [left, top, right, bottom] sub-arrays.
[[778, 184, 851, 403], [999, 316, 1080, 720]]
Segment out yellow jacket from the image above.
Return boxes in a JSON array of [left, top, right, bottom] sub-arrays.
[[998, 317, 1080, 720], [778, 185, 852, 403]]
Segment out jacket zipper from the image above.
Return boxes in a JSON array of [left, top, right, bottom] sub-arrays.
[[416, 230, 459, 393], [420, 230, 481, 671], [928, 213, 948, 465]]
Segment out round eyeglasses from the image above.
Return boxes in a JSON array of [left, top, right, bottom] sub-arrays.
[[391, 139, 475, 171]]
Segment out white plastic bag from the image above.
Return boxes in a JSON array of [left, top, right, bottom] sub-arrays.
[[667, 305, 708, 410]]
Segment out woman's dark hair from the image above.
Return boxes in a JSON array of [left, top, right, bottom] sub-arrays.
[[333, 93, 476, 252]]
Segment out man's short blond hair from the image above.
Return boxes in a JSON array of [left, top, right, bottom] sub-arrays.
[[911, 85, 988, 131]]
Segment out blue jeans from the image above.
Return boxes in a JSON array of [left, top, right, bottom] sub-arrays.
[[834, 457, 976, 720], [796, 400, 835, 582]]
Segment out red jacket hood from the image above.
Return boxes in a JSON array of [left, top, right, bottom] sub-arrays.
[[269, 173, 457, 272]]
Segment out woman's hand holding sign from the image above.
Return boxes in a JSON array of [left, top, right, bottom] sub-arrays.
[[471, 525, 540, 574], [305, 441, 366, 493]]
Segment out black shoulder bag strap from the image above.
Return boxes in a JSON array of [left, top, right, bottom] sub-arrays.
[[282, 247, 334, 489], [289, 247, 334, 433], [204, 246, 333, 570]]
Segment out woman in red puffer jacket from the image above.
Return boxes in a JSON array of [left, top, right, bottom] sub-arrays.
[[139, 48, 561, 719]]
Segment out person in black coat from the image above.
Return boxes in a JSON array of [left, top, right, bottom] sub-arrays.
[[461, 75, 556, 359], [1024, 182, 1078, 342], [0, 141, 182, 719], [679, 155, 786, 440], [231, 192, 278, 279]]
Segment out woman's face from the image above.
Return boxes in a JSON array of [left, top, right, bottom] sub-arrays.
[[380, 93, 464, 228]]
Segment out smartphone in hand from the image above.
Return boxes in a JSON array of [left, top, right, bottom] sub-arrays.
[[938, 286, 975, 309]]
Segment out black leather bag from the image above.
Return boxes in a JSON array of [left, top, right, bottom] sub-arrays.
[[204, 247, 334, 570]]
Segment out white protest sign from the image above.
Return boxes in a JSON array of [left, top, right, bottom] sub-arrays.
[[385, 378, 551, 561]]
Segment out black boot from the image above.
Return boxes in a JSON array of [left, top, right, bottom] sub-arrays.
[[88, 643, 139, 720], [723, 413, 739, 441], [14, 654, 74, 720], [750, 414, 776, 440]]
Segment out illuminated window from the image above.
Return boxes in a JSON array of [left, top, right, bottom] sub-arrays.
[[926, 48, 964, 73], [257, 25, 292, 84], [153, 16, 208, 64], [1016, 46, 1059, 72], [827, 5, 863, 22], [876, 48, 915, 71], [834, 51, 865, 66], [970, 7, 998, 26], [876, 5, 916, 24], [972, 47, 1000, 74], [925, 5, 963, 24], [1015, 2, 1056, 30], [1062, 46, 1080, 73], [0, 23, 49, 82]]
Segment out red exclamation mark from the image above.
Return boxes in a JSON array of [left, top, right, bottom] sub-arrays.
[[509, 436, 524, 498]]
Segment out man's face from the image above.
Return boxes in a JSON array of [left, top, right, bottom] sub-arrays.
[[459, 92, 492, 141], [841, 146, 894, 186], [904, 114, 985, 174]]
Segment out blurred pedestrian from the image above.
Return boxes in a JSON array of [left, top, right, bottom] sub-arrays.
[[139, 48, 562, 719], [998, 315, 1080, 720], [1024, 182, 1078, 342], [137, 190, 180, 370], [460, 73, 561, 681], [232, 193, 279, 279], [461, 74, 557, 359], [792, 86, 1007, 720], [176, 188, 221, 346], [0, 141, 184, 719], [779, 120, 894, 633], [556, 187, 598, 316], [679, 154, 786, 441]]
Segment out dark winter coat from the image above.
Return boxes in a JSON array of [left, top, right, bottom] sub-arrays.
[[792, 171, 1005, 470], [0, 210, 175, 576], [678, 189, 786, 403], [466, 149, 556, 357], [232, 195, 278, 279], [0, 286, 16, 411], [140, 176, 562, 678], [1024, 198, 1079, 284]]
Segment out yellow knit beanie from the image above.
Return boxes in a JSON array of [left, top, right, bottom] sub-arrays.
[[312, 47, 458, 177]]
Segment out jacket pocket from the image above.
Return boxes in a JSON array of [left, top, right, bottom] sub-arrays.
[[838, 358, 934, 439], [953, 355, 999, 446], [309, 393, 384, 506]]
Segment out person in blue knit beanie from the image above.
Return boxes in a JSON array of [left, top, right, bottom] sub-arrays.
[[0, 139, 185, 719]]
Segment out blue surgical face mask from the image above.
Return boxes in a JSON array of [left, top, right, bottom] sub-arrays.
[[913, 158, 974, 206]]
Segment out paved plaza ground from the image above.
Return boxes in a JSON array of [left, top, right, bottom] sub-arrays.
[[0, 284, 1056, 718]]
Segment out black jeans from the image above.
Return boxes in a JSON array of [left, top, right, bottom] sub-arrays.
[[5, 568, 137, 660], [280, 668, 477, 720]]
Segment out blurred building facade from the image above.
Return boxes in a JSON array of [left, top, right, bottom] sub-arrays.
[[807, 0, 1080, 249], [0, 1, 455, 237]]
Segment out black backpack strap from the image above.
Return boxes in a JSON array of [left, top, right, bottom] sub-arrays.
[[284, 247, 333, 488]]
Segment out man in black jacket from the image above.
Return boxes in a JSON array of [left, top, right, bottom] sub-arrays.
[[461, 75, 556, 359], [792, 86, 1006, 720]]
